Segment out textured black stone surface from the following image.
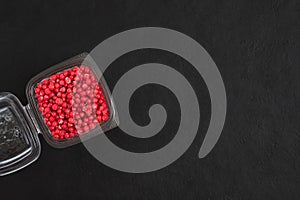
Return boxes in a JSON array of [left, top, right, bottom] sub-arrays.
[[0, 0, 299, 199]]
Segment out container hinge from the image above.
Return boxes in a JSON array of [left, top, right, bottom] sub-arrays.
[[24, 104, 41, 135]]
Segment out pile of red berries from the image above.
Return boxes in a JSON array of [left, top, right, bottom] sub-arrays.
[[34, 65, 110, 140]]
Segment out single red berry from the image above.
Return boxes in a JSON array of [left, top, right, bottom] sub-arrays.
[[60, 87, 66, 92], [52, 104, 58, 111], [68, 118, 74, 124], [44, 107, 50, 113], [56, 98, 63, 105]]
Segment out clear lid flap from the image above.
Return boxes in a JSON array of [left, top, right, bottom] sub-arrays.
[[0, 92, 40, 176]]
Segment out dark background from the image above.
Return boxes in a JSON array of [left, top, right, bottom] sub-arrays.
[[0, 0, 299, 199]]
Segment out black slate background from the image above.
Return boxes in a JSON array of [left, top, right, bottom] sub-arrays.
[[0, 0, 299, 199]]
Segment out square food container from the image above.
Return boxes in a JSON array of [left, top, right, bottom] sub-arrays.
[[0, 53, 119, 176]]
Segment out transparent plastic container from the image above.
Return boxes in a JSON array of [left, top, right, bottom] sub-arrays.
[[0, 53, 119, 176]]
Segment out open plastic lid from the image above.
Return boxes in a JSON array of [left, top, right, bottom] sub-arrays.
[[0, 93, 40, 176]]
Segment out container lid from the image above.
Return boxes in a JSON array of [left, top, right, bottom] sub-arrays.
[[0, 92, 40, 176]]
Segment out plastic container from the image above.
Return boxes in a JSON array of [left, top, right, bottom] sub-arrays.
[[0, 53, 119, 176]]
